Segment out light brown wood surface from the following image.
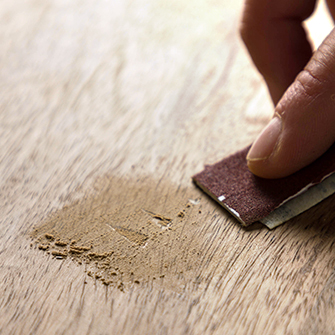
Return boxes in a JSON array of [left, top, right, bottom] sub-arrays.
[[1, 0, 335, 334]]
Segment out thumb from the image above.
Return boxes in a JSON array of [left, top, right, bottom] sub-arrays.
[[247, 28, 335, 179]]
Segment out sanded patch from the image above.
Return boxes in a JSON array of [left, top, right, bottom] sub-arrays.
[[30, 175, 207, 290]]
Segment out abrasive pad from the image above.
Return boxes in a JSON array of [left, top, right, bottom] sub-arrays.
[[192, 144, 335, 229]]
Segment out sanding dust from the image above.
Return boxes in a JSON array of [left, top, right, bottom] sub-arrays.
[[30, 175, 205, 291]]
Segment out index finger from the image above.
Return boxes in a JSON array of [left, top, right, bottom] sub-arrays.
[[240, 0, 317, 104]]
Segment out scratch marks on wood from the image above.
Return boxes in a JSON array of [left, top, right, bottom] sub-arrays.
[[142, 209, 172, 227]]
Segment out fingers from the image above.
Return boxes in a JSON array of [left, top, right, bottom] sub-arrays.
[[240, 0, 316, 104], [247, 28, 335, 179]]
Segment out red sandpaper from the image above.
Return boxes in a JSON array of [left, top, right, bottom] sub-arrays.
[[192, 143, 335, 225]]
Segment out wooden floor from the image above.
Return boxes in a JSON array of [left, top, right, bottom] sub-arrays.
[[1, 0, 335, 334]]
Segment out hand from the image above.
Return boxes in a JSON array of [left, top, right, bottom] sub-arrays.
[[240, 0, 335, 179]]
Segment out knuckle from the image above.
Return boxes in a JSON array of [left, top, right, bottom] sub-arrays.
[[312, 41, 335, 80], [295, 67, 327, 101], [294, 37, 335, 101]]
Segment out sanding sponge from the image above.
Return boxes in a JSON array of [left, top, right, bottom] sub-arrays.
[[193, 144, 335, 229]]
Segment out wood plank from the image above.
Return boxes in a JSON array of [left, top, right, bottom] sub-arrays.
[[1, 0, 335, 334]]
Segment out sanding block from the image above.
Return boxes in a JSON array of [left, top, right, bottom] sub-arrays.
[[193, 144, 335, 229]]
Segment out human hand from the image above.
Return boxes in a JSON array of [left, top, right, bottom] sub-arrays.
[[240, 0, 335, 179]]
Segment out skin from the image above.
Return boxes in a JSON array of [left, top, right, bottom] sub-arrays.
[[240, 0, 335, 179]]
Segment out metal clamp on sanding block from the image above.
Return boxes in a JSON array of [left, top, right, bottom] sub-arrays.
[[192, 144, 335, 229]]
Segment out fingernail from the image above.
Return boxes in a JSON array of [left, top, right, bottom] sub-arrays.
[[247, 116, 282, 161]]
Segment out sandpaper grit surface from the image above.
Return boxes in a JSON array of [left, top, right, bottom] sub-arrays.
[[193, 143, 335, 225]]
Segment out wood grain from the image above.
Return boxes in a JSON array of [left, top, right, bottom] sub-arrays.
[[1, 0, 335, 334]]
